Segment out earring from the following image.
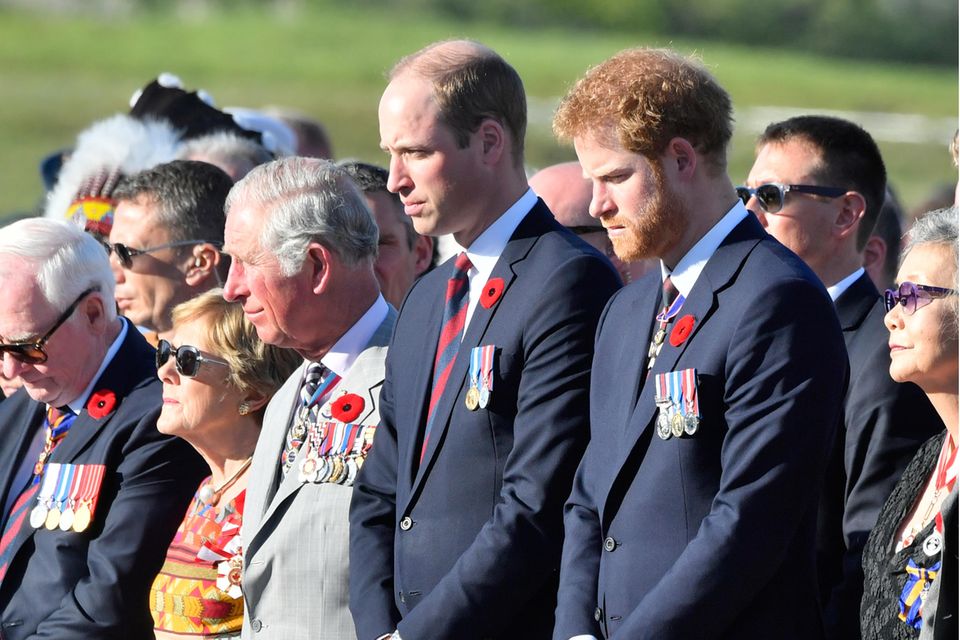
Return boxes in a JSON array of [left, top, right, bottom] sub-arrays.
[[238, 402, 250, 416]]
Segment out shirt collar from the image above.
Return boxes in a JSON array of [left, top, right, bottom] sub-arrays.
[[827, 267, 866, 302], [320, 294, 389, 377], [67, 317, 129, 415], [660, 201, 749, 298], [457, 188, 538, 284]]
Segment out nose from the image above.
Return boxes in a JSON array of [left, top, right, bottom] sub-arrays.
[[222, 261, 247, 302], [748, 197, 769, 227], [589, 181, 613, 219], [884, 302, 904, 331], [386, 155, 411, 195], [1, 352, 28, 380], [156, 352, 179, 384]]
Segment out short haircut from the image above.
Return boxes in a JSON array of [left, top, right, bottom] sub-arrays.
[[338, 160, 417, 250], [0, 217, 117, 321], [391, 39, 527, 167], [903, 205, 959, 336], [554, 48, 733, 172], [178, 131, 273, 180], [757, 115, 887, 252], [112, 160, 234, 245], [225, 157, 379, 276], [875, 189, 904, 286], [171, 289, 300, 399]]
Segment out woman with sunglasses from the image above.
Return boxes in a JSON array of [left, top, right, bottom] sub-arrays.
[[861, 206, 958, 640], [149, 290, 300, 639]]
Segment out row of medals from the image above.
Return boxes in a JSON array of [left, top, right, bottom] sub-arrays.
[[649, 327, 699, 440], [29, 500, 92, 533], [295, 410, 362, 485]]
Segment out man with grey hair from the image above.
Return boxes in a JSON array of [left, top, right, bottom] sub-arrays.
[[0, 217, 205, 639], [179, 130, 274, 181], [222, 157, 395, 640], [108, 159, 232, 344], [338, 160, 435, 308]]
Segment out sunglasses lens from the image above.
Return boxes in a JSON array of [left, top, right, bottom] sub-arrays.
[[155, 340, 171, 370], [900, 282, 918, 315], [176, 348, 200, 377], [113, 244, 133, 269], [883, 289, 896, 312], [735, 187, 751, 205], [756, 185, 784, 213]]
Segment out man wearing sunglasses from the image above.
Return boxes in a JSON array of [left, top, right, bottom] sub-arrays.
[[744, 115, 943, 640], [222, 157, 396, 640], [0, 218, 205, 640], [108, 160, 233, 344], [552, 49, 847, 640]]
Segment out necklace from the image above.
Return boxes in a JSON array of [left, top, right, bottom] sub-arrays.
[[897, 436, 957, 550], [198, 457, 253, 507]]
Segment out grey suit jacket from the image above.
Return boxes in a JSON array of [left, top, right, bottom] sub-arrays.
[[241, 309, 396, 640]]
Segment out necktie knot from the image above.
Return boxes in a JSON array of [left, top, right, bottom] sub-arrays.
[[453, 252, 473, 279], [662, 276, 679, 311], [301, 362, 326, 406]]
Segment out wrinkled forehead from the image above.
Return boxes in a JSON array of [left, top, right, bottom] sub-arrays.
[[0, 269, 55, 341]]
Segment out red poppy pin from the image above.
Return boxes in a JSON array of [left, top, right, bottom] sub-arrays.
[[670, 315, 696, 347], [86, 389, 116, 419], [331, 393, 365, 423], [480, 278, 505, 309]]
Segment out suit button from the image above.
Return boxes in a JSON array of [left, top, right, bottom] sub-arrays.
[[603, 536, 617, 552], [399, 516, 413, 531], [594, 607, 603, 622], [251, 618, 263, 632]]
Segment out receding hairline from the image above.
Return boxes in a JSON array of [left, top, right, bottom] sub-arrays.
[[389, 39, 499, 81]]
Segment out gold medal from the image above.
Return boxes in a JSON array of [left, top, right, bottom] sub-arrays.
[[72, 503, 92, 532], [653, 329, 666, 345], [671, 413, 685, 438], [465, 387, 480, 411], [29, 504, 48, 529], [45, 507, 61, 530]]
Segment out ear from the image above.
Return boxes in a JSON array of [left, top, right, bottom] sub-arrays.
[[476, 118, 506, 166], [184, 244, 221, 286], [306, 242, 334, 295], [242, 389, 270, 413], [80, 292, 109, 334], [412, 235, 434, 276], [663, 137, 698, 180], [862, 234, 887, 273], [834, 191, 866, 240]]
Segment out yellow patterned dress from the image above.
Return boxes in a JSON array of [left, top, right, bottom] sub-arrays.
[[150, 479, 245, 637]]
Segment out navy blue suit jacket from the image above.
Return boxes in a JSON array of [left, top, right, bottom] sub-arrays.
[[819, 272, 943, 639], [554, 215, 848, 639], [0, 322, 205, 640], [349, 201, 621, 640]]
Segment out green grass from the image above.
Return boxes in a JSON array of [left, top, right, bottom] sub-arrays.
[[0, 5, 955, 219]]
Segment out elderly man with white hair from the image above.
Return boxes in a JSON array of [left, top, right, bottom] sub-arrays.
[[0, 218, 205, 640]]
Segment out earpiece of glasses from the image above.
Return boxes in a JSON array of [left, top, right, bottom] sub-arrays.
[[883, 281, 957, 315], [155, 339, 230, 377], [104, 240, 218, 269], [0, 286, 99, 364], [736, 183, 847, 214]]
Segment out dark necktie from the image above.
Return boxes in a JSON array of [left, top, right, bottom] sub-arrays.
[[421, 252, 473, 462], [0, 406, 75, 582], [647, 275, 681, 372]]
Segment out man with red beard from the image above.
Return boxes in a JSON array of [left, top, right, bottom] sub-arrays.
[[551, 48, 848, 640]]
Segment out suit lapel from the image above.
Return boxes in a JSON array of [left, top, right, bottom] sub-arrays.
[[0, 396, 45, 523], [408, 206, 544, 502], [834, 272, 878, 334]]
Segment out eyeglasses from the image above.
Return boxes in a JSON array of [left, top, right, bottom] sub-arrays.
[[566, 225, 606, 236], [0, 286, 100, 364], [736, 183, 847, 214], [156, 339, 230, 378], [884, 281, 957, 315], [104, 240, 214, 269]]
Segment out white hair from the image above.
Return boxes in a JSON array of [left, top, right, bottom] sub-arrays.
[[0, 218, 117, 321], [225, 157, 378, 276]]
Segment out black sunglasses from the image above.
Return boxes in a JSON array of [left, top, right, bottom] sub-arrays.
[[884, 281, 957, 315], [736, 183, 847, 214], [566, 224, 606, 236], [104, 240, 216, 269], [156, 339, 230, 378], [0, 286, 100, 364]]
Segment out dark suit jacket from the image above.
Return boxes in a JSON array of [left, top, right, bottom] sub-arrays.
[[819, 273, 944, 639], [0, 322, 206, 640], [554, 214, 848, 640], [349, 201, 621, 640]]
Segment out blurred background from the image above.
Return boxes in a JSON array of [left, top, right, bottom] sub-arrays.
[[0, 0, 956, 222]]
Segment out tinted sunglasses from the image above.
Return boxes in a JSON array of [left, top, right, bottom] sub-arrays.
[[884, 281, 957, 315], [736, 183, 847, 214], [156, 339, 230, 377], [0, 286, 100, 364], [104, 240, 214, 269]]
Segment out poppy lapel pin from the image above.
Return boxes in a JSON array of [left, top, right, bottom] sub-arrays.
[[86, 389, 117, 420], [670, 315, 696, 347], [331, 392, 365, 423], [480, 278, 505, 309]]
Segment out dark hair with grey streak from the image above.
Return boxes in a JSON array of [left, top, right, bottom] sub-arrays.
[[225, 157, 378, 276], [112, 159, 233, 245], [903, 205, 958, 335]]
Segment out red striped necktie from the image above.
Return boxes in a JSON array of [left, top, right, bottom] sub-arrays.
[[0, 406, 75, 582], [420, 252, 473, 462]]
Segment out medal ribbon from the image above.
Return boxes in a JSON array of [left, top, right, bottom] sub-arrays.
[[669, 371, 683, 418], [65, 465, 84, 511], [469, 348, 482, 391], [655, 294, 686, 324], [683, 368, 699, 419], [36, 464, 60, 509], [898, 558, 940, 630], [80, 464, 106, 518], [933, 437, 957, 534], [339, 424, 361, 455], [307, 371, 342, 409], [51, 464, 75, 511]]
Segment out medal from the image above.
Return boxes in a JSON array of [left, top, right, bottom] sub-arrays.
[[45, 507, 61, 530], [656, 414, 672, 440], [653, 329, 666, 345], [684, 414, 699, 436], [654, 374, 673, 440], [31, 463, 61, 529], [476, 345, 495, 409], [923, 531, 943, 557], [29, 504, 48, 529], [69, 464, 105, 533], [681, 368, 701, 436], [671, 413, 685, 438], [465, 387, 480, 411], [59, 507, 75, 531], [72, 502, 92, 532]]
